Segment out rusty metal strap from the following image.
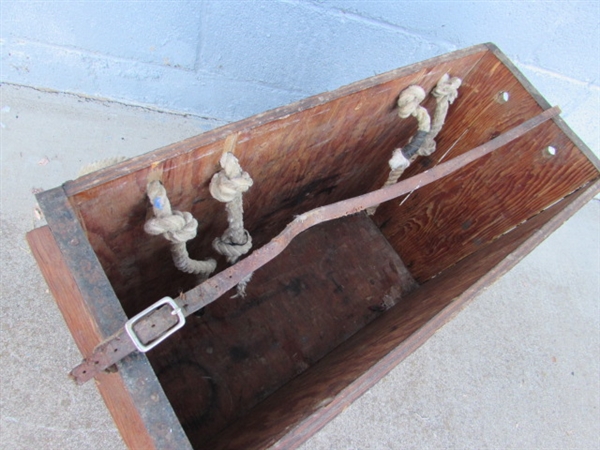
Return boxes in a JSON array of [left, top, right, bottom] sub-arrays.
[[70, 106, 560, 384]]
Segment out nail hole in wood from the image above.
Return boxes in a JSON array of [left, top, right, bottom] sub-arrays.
[[545, 145, 557, 156], [497, 91, 510, 103]]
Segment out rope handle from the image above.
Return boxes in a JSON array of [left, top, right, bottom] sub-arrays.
[[144, 180, 217, 277], [367, 74, 462, 215]]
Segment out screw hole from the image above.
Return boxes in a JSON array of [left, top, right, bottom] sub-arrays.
[[545, 145, 557, 156], [497, 91, 510, 103]]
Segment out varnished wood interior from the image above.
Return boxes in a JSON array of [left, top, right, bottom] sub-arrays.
[[374, 51, 599, 281], [65, 46, 488, 316], [150, 213, 418, 446], [206, 180, 600, 450], [50, 44, 599, 449]]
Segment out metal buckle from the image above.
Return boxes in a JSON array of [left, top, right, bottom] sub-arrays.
[[125, 297, 185, 353]]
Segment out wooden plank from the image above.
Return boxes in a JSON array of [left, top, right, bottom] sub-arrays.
[[206, 179, 600, 450], [63, 43, 491, 197], [32, 188, 192, 450], [26, 227, 158, 450], [35, 187, 129, 336], [146, 213, 417, 447], [374, 50, 600, 281], [60, 47, 489, 319]]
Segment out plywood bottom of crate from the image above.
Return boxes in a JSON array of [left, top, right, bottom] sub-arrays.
[[146, 212, 418, 447]]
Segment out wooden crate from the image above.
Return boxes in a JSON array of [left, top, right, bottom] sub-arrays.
[[27, 43, 600, 449]]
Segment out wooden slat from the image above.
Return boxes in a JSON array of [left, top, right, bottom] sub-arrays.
[[35, 187, 129, 335], [488, 44, 600, 173], [26, 227, 158, 450], [31, 188, 192, 450], [206, 179, 600, 450], [63, 44, 491, 197]]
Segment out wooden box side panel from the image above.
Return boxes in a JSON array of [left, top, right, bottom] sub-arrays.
[[26, 226, 159, 450], [30, 187, 192, 450], [373, 50, 600, 282], [207, 180, 600, 450], [62, 47, 489, 316]]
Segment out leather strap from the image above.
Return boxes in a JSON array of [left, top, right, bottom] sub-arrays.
[[70, 107, 560, 384]]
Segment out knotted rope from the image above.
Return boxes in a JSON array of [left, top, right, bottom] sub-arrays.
[[210, 152, 254, 264], [210, 147, 254, 297], [366, 85, 430, 215], [367, 74, 461, 215], [144, 180, 217, 277], [418, 74, 462, 157], [397, 85, 431, 131]]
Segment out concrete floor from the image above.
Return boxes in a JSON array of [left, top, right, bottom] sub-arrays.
[[1, 83, 598, 449]]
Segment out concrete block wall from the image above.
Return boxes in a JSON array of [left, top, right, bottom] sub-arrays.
[[1, 0, 598, 154]]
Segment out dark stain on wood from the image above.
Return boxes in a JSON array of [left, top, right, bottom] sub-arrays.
[[147, 213, 418, 446], [156, 359, 219, 430]]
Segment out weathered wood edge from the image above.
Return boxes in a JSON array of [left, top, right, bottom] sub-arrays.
[[26, 226, 157, 450], [33, 187, 192, 450], [36, 187, 126, 336], [486, 43, 600, 172], [271, 179, 600, 449], [62, 44, 490, 196]]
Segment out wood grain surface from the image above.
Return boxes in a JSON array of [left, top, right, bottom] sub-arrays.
[[205, 180, 600, 450], [147, 213, 417, 447], [373, 51, 599, 281], [26, 227, 158, 450], [62, 46, 487, 318], [30, 188, 192, 450]]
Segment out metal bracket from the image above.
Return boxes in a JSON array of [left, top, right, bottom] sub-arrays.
[[124, 297, 185, 352]]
